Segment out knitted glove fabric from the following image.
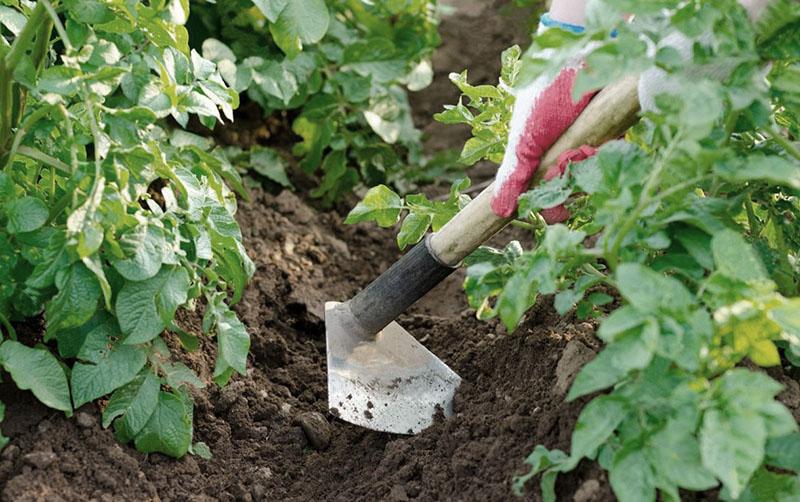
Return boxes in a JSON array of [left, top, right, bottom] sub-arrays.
[[491, 16, 597, 218]]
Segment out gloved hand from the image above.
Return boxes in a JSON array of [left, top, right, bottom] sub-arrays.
[[491, 13, 598, 218]]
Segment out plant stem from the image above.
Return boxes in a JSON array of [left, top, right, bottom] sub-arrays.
[[744, 194, 760, 236], [766, 126, 800, 161], [606, 137, 679, 270], [39, 1, 70, 51], [57, 104, 78, 173], [6, 104, 55, 163], [0, 312, 16, 341], [0, 3, 52, 165], [582, 263, 616, 287], [3, 3, 48, 71], [16, 145, 71, 173], [511, 220, 536, 230]]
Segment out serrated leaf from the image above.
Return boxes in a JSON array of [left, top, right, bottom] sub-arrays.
[[0, 341, 71, 412]]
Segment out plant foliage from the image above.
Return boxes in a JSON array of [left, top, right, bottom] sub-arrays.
[[0, 0, 253, 457], [189, 0, 442, 203], [349, 0, 800, 499]]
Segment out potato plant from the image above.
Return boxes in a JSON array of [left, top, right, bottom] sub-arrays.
[[0, 0, 253, 458], [349, 0, 800, 499], [189, 0, 443, 203]]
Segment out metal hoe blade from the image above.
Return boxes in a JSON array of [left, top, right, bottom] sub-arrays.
[[325, 301, 461, 434]]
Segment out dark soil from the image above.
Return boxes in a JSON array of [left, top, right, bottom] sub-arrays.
[[1, 183, 614, 502], [3, 2, 797, 502]]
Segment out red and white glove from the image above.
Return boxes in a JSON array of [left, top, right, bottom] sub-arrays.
[[491, 17, 598, 218]]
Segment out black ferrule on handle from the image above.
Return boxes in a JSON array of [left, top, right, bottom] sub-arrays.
[[349, 236, 456, 335]]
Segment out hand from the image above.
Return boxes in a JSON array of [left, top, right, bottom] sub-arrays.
[[491, 15, 597, 218]]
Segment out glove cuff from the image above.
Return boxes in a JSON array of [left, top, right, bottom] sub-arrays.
[[539, 13, 586, 34]]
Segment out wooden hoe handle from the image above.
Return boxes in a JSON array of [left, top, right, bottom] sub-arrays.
[[348, 75, 641, 334], [429, 74, 641, 266]]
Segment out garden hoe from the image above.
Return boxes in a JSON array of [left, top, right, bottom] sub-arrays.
[[325, 75, 641, 434]]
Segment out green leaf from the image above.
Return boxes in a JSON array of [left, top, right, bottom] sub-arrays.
[[616, 263, 693, 314], [570, 396, 627, 462], [513, 445, 569, 499], [0, 341, 71, 413], [609, 447, 656, 502], [70, 313, 147, 408], [717, 155, 800, 189], [496, 259, 541, 331], [249, 147, 293, 188], [269, 0, 330, 58], [116, 267, 190, 344], [518, 175, 572, 215], [342, 38, 406, 83], [711, 230, 768, 283], [110, 224, 166, 282], [0, 401, 8, 449], [597, 306, 645, 342], [252, 0, 288, 23], [212, 307, 250, 386], [568, 322, 657, 400], [46, 262, 101, 334], [0, 6, 26, 36], [397, 212, 432, 250], [5, 197, 48, 234], [766, 432, 800, 472], [646, 416, 718, 490], [161, 361, 205, 390], [133, 390, 193, 458], [344, 185, 403, 227], [700, 409, 766, 499], [63, 0, 115, 24], [102, 372, 160, 435], [727, 468, 800, 502], [190, 441, 212, 460], [759, 401, 798, 437]]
